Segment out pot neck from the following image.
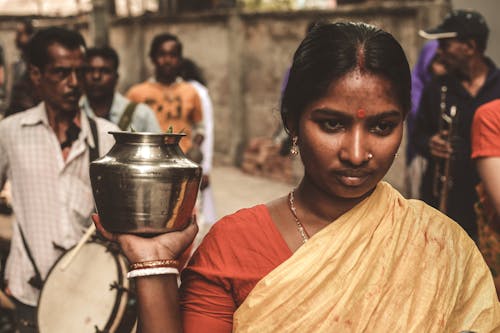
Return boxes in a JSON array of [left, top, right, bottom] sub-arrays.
[[110, 132, 185, 145]]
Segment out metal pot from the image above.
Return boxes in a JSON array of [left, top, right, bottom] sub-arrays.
[[90, 132, 202, 235]]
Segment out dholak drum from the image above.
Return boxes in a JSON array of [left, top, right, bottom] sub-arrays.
[[37, 240, 137, 332]]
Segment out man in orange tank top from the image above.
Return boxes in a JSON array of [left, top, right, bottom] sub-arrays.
[[126, 33, 204, 155]]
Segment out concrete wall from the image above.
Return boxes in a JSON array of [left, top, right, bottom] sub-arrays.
[[0, 0, 451, 193]]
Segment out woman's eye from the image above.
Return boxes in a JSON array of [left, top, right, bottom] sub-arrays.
[[371, 121, 396, 136], [322, 119, 343, 131]]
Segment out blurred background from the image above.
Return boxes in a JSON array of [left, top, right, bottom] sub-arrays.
[[0, 0, 498, 193]]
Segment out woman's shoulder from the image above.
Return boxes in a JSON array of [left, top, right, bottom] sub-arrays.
[[406, 199, 474, 248], [202, 204, 275, 246], [473, 99, 500, 131], [475, 99, 500, 119], [194, 204, 290, 264]]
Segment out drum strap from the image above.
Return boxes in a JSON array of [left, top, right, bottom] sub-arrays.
[[15, 117, 101, 291], [117, 102, 137, 131], [17, 118, 100, 290], [16, 224, 43, 289]]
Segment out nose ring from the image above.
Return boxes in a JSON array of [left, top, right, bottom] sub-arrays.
[[367, 153, 373, 160]]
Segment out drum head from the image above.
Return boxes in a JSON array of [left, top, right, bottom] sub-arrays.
[[38, 241, 130, 333]]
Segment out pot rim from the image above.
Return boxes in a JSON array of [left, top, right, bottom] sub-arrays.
[[108, 131, 186, 137]]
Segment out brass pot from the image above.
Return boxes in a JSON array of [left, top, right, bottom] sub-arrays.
[[90, 132, 201, 235]]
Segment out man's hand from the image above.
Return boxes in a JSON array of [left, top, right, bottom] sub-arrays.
[[200, 175, 210, 191], [193, 134, 204, 147], [429, 130, 452, 159]]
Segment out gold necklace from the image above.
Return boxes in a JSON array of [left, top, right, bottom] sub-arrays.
[[288, 190, 310, 244]]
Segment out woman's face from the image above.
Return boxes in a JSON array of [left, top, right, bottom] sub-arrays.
[[297, 71, 404, 200]]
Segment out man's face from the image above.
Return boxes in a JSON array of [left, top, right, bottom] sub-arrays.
[[83, 55, 117, 101], [436, 38, 471, 74], [31, 43, 85, 115], [152, 40, 181, 81]]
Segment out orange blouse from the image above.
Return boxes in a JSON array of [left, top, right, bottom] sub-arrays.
[[471, 99, 500, 159], [180, 205, 292, 332]]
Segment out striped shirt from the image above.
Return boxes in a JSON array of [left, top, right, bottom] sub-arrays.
[[0, 102, 118, 305]]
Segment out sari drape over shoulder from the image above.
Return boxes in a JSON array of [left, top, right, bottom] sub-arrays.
[[233, 182, 500, 332]]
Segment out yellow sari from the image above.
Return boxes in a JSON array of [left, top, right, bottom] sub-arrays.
[[233, 182, 500, 332]]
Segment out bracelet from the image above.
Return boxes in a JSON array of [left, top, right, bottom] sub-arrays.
[[130, 259, 179, 270], [126, 267, 180, 279]]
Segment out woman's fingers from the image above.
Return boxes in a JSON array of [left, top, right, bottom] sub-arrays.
[[176, 215, 199, 251], [91, 213, 117, 242], [91, 214, 199, 263], [154, 215, 199, 255]]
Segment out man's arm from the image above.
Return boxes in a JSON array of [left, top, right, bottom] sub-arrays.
[[476, 157, 500, 217], [0, 125, 9, 190], [412, 84, 449, 159], [190, 91, 205, 147]]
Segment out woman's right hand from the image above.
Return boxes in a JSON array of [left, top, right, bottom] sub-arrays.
[[92, 214, 198, 264]]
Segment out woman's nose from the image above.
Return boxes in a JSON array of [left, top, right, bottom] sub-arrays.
[[339, 128, 372, 165]]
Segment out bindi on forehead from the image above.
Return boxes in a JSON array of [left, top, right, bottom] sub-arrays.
[[356, 109, 366, 119]]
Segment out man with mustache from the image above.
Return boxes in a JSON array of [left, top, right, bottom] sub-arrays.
[[0, 27, 117, 332], [126, 33, 204, 155]]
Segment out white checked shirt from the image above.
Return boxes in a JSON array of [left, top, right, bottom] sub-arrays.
[[0, 102, 118, 305]]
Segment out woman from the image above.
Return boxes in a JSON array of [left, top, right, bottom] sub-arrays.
[[94, 22, 500, 332], [471, 99, 500, 298]]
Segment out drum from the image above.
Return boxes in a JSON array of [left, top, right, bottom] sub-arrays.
[[37, 240, 137, 332]]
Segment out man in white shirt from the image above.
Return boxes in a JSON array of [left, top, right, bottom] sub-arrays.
[[82, 46, 160, 132], [0, 27, 117, 332]]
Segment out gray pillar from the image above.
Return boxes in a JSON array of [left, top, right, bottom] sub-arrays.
[[90, 0, 110, 47], [227, 10, 246, 165], [159, 0, 178, 16]]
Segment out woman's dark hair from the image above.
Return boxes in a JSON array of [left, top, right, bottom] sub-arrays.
[[149, 33, 182, 60], [26, 26, 86, 70], [281, 22, 411, 133]]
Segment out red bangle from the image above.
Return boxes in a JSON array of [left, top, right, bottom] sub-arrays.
[[129, 259, 179, 270]]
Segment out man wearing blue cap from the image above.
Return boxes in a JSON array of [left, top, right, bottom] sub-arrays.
[[413, 9, 500, 242]]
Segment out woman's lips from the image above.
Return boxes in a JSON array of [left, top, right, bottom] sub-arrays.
[[334, 171, 371, 187]]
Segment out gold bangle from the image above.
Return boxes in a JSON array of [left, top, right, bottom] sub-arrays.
[[130, 259, 179, 270]]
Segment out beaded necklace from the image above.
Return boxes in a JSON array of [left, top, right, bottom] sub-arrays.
[[288, 190, 310, 244]]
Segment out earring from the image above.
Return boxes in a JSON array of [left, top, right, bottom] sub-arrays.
[[367, 153, 373, 160], [290, 136, 299, 156], [394, 152, 399, 158]]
